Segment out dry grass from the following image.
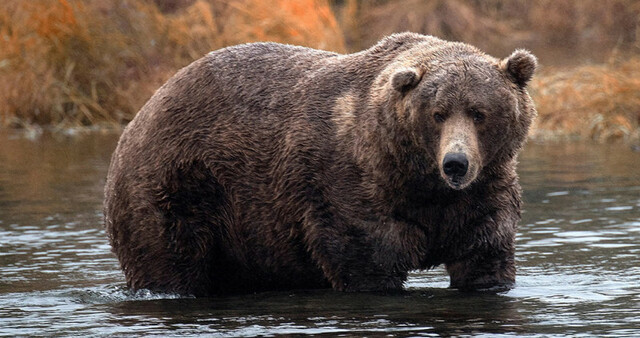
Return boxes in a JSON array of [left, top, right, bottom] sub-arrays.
[[530, 58, 640, 143], [1, 0, 640, 143], [0, 0, 343, 128], [338, 0, 514, 55]]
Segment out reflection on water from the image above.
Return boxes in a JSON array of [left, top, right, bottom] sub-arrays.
[[0, 132, 639, 336]]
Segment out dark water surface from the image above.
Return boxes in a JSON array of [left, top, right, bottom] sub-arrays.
[[1, 131, 639, 337]]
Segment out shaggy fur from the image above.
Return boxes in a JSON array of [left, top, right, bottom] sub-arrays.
[[104, 33, 537, 296]]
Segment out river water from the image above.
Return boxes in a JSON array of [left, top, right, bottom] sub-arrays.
[[0, 131, 638, 336]]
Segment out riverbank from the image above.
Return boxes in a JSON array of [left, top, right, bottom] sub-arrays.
[[1, 0, 638, 143]]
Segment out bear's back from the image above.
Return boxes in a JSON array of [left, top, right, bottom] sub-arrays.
[[113, 43, 341, 167]]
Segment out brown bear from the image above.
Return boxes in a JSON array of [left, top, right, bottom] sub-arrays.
[[104, 32, 537, 296]]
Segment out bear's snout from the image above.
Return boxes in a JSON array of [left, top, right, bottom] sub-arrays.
[[437, 113, 482, 190], [439, 149, 480, 190], [443, 152, 469, 180]]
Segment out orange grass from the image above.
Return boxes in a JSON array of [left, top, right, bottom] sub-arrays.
[[0, 0, 343, 128], [530, 58, 640, 143], [1, 0, 639, 143]]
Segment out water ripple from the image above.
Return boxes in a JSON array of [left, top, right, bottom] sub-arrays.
[[1, 134, 640, 336]]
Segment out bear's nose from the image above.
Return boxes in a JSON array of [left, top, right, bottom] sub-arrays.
[[443, 152, 468, 178]]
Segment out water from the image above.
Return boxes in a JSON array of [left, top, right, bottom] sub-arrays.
[[1, 131, 639, 337]]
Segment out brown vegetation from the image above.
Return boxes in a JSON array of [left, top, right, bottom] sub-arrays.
[[1, 0, 639, 142], [531, 58, 640, 142], [0, 0, 343, 128]]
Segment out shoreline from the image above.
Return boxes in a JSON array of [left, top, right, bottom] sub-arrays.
[[2, 124, 638, 150]]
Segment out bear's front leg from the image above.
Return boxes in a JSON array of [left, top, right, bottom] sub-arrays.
[[306, 216, 420, 292], [445, 206, 519, 292], [446, 243, 516, 292]]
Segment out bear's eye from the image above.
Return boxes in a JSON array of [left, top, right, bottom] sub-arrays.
[[470, 109, 485, 123], [433, 113, 445, 123]]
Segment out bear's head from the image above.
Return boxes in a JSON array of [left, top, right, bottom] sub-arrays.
[[384, 45, 537, 190]]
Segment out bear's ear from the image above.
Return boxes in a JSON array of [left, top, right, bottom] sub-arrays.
[[501, 49, 537, 88], [391, 68, 422, 92]]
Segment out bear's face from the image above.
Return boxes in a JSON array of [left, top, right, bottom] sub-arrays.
[[391, 49, 537, 190]]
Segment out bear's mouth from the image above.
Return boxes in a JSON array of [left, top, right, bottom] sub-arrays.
[[442, 166, 480, 190], [444, 175, 467, 190], [449, 176, 463, 189]]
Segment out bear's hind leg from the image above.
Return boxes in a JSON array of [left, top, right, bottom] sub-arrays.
[[148, 161, 235, 296]]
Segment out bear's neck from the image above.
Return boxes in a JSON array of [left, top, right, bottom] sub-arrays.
[[341, 101, 441, 211]]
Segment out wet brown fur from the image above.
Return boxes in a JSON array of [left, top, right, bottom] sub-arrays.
[[104, 33, 537, 296]]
